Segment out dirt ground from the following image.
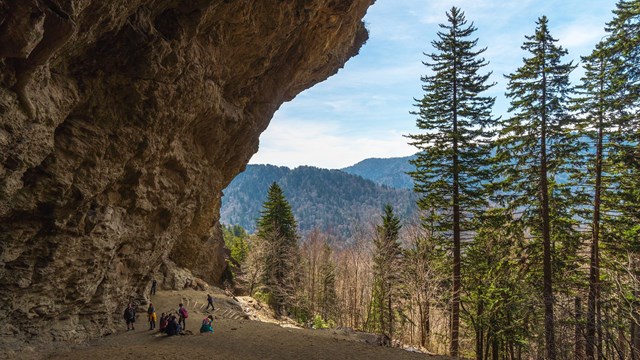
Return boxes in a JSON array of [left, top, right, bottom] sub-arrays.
[[19, 289, 451, 360]]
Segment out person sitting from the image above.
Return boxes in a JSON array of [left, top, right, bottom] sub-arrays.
[[159, 313, 168, 333], [200, 315, 214, 333], [166, 315, 180, 336]]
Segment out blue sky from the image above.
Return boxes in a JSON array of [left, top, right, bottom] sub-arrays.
[[249, 0, 617, 169]]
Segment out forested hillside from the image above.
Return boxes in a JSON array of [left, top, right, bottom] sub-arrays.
[[220, 164, 417, 239], [223, 3, 640, 360], [341, 155, 416, 189]]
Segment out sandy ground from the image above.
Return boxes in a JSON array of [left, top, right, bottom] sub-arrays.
[[20, 289, 451, 360]]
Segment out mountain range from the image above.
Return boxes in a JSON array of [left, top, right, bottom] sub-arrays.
[[220, 158, 418, 240], [341, 154, 416, 189]]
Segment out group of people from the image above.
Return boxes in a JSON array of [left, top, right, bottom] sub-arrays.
[[124, 302, 195, 335], [158, 311, 183, 336], [123, 289, 217, 336]]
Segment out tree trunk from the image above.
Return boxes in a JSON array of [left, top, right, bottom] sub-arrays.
[[484, 330, 492, 360], [587, 72, 604, 360], [451, 54, 461, 359], [576, 297, 585, 360], [388, 292, 393, 344], [632, 256, 640, 360], [509, 340, 515, 360], [448, 24, 461, 357], [420, 297, 431, 349], [477, 299, 485, 360], [540, 41, 556, 360], [491, 337, 499, 360]]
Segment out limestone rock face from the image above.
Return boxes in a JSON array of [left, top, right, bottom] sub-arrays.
[[0, 0, 372, 344]]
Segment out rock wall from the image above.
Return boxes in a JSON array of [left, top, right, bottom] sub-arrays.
[[0, 0, 372, 344]]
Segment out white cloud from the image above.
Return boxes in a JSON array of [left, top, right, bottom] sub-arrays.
[[557, 22, 607, 50], [249, 117, 415, 169]]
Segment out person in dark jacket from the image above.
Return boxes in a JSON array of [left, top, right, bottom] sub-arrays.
[[124, 303, 136, 331], [150, 279, 157, 295], [206, 294, 215, 311], [166, 315, 181, 336]]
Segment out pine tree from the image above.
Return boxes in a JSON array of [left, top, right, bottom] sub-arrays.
[[369, 204, 403, 344], [572, 38, 627, 359], [319, 243, 338, 323], [495, 16, 577, 360], [256, 182, 300, 315], [406, 7, 497, 356], [602, 2, 640, 358]]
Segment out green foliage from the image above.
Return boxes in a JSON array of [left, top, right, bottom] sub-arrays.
[[253, 290, 272, 306], [318, 243, 338, 322], [256, 183, 300, 315], [223, 224, 250, 264], [601, 0, 640, 256], [368, 205, 403, 340], [407, 6, 497, 233], [495, 16, 579, 232], [312, 314, 331, 329], [462, 209, 534, 357], [257, 182, 298, 243]]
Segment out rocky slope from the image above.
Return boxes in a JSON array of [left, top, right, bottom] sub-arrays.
[[0, 0, 373, 346]]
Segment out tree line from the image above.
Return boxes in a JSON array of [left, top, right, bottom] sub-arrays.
[[224, 1, 639, 359]]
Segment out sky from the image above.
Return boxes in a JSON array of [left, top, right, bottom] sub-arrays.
[[249, 0, 618, 170]]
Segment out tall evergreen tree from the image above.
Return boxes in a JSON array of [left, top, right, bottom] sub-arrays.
[[495, 16, 577, 360], [407, 7, 497, 356], [603, 2, 640, 358], [369, 204, 403, 344], [256, 182, 300, 315], [572, 39, 626, 360], [319, 243, 338, 322]]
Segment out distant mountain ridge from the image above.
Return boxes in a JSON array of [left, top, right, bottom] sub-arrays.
[[341, 154, 416, 189], [221, 164, 417, 240]]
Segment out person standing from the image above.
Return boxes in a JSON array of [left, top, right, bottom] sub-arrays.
[[147, 303, 156, 330], [150, 279, 157, 295], [206, 294, 215, 311], [124, 303, 136, 331], [178, 303, 188, 330]]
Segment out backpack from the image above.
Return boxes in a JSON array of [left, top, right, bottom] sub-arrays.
[[179, 307, 188, 318]]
